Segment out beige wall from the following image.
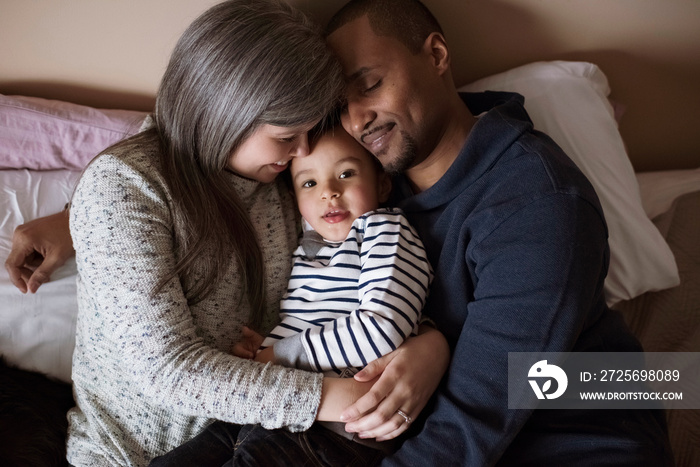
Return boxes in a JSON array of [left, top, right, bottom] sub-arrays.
[[0, 0, 219, 110], [1, 0, 699, 171]]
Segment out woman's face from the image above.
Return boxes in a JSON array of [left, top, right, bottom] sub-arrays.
[[228, 122, 318, 183]]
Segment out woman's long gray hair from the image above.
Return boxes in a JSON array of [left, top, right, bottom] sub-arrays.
[[147, 0, 344, 329]]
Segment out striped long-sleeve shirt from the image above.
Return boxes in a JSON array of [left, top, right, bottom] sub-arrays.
[[262, 208, 433, 374]]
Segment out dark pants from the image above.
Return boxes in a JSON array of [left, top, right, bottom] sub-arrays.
[[149, 421, 385, 467]]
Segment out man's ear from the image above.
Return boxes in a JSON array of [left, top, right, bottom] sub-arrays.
[[378, 172, 392, 203], [423, 32, 450, 76]]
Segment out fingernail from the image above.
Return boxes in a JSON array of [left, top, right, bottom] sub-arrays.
[[339, 414, 347, 422]]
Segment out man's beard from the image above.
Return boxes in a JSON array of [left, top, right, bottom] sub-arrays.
[[382, 130, 418, 176]]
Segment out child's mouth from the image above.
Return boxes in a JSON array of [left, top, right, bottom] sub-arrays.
[[323, 209, 349, 224]]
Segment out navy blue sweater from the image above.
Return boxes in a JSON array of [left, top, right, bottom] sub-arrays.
[[385, 92, 668, 466]]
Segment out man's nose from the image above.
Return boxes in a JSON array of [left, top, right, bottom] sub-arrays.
[[341, 98, 376, 139]]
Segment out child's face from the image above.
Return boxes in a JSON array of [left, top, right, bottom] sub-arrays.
[[290, 128, 391, 242]]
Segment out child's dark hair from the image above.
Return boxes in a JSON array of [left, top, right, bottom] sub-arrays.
[[309, 113, 385, 174]]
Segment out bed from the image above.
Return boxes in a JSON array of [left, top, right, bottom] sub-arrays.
[[1, 58, 698, 465]]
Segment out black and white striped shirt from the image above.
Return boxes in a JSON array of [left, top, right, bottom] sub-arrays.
[[262, 208, 432, 374]]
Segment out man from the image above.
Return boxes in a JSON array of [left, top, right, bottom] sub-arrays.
[[323, 0, 673, 465]]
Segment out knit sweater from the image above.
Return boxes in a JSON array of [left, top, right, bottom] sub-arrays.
[[66, 138, 323, 467]]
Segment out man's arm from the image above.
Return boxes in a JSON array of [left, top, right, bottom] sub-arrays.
[[385, 195, 609, 465], [4, 210, 74, 293]]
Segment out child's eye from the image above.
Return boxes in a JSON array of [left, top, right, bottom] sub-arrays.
[[301, 180, 316, 188], [339, 170, 355, 179]]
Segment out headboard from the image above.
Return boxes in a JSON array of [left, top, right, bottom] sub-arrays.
[[2, 0, 698, 171]]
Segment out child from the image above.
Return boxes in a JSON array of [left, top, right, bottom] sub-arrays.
[[235, 125, 432, 380]]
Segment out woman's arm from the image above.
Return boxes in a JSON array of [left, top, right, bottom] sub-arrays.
[[4, 210, 74, 293], [70, 152, 323, 432], [339, 325, 449, 441]]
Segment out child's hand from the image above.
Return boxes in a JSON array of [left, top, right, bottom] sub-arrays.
[[232, 326, 264, 359], [254, 346, 275, 364]]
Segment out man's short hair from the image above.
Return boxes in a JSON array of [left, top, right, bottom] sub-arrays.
[[325, 0, 443, 54]]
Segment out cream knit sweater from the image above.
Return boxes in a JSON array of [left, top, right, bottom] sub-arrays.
[[67, 140, 323, 466]]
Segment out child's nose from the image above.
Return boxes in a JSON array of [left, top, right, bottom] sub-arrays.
[[321, 181, 341, 199]]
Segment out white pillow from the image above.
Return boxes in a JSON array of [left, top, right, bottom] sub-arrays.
[[0, 169, 81, 382], [459, 61, 679, 305]]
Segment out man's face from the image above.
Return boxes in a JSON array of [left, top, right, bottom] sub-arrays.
[[327, 16, 442, 175]]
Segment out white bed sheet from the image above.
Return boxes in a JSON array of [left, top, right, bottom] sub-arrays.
[[0, 169, 81, 382]]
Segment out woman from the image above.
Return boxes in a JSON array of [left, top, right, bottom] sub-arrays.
[[5, 1, 449, 465]]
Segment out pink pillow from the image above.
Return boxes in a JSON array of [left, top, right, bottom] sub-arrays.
[[0, 94, 147, 170]]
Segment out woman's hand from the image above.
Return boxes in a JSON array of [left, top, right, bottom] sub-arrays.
[[340, 326, 449, 441], [4, 210, 74, 293]]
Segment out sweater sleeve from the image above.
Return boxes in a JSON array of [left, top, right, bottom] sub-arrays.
[[70, 153, 322, 432], [301, 212, 432, 372], [385, 194, 609, 466]]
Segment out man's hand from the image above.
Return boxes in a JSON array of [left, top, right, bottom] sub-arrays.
[[340, 326, 449, 441], [4, 211, 74, 293], [232, 326, 264, 359]]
